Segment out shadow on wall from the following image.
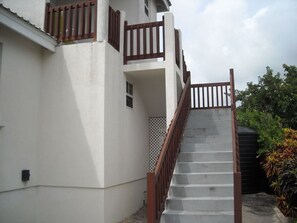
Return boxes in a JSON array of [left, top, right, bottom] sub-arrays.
[[40, 44, 103, 188]]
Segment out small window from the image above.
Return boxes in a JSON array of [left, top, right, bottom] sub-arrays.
[[126, 81, 133, 95], [126, 95, 133, 108], [126, 81, 133, 108], [144, 0, 149, 17]]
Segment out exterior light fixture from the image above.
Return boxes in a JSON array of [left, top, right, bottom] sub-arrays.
[[22, 170, 30, 182]]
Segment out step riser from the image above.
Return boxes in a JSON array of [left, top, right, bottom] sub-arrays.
[[166, 199, 234, 211], [161, 214, 234, 223], [184, 128, 232, 137], [175, 163, 233, 173], [172, 173, 233, 185], [182, 136, 232, 143], [178, 152, 232, 162], [169, 186, 233, 197], [186, 123, 231, 131], [181, 142, 232, 152]]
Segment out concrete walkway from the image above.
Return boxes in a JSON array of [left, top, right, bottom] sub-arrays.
[[118, 193, 296, 223]]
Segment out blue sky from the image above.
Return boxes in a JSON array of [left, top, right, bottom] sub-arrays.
[[166, 0, 297, 90]]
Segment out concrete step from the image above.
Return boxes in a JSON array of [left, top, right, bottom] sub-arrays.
[[187, 109, 231, 121], [169, 184, 233, 197], [161, 210, 234, 223], [175, 161, 233, 173], [183, 127, 232, 137], [172, 172, 234, 185], [186, 121, 232, 130], [180, 142, 232, 152], [182, 134, 232, 143], [166, 197, 234, 212], [178, 151, 232, 162]]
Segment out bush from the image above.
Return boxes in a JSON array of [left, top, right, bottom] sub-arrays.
[[263, 129, 297, 217], [237, 109, 284, 155]]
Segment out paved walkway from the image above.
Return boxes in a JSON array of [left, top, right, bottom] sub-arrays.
[[118, 193, 296, 223]]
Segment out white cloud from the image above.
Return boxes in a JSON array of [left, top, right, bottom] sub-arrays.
[[169, 0, 297, 90]]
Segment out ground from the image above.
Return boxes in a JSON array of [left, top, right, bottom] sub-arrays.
[[118, 193, 296, 223]]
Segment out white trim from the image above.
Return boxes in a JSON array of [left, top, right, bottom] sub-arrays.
[[0, 6, 56, 52]]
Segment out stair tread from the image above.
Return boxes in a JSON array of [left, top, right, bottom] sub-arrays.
[[163, 210, 234, 216], [173, 172, 233, 175], [167, 197, 234, 201], [178, 161, 232, 164], [170, 184, 233, 187]]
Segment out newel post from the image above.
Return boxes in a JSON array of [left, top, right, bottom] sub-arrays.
[[147, 172, 156, 223]]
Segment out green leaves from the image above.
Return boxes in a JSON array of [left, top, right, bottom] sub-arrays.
[[237, 64, 297, 129], [237, 109, 284, 155]]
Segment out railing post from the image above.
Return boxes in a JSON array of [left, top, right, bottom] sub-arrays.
[[147, 172, 156, 223], [230, 69, 242, 223]]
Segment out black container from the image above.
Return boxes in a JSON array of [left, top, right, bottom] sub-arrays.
[[238, 126, 261, 194]]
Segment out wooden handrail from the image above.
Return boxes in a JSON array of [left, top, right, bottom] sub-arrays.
[[230, 69, 242, 223], [147, 76, 191, 223]]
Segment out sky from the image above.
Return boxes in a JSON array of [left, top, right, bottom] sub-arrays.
[[165, 0, 297, 90]]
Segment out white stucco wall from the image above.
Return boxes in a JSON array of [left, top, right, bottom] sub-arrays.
[[1, 0, 46, 29], [0, 24, 41, 223], [110, 0, 157, 24], [0, 25, 41, 192], [40, 42, 106, 188]]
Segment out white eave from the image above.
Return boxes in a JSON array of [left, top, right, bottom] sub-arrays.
[[0, 4, 57, 52]]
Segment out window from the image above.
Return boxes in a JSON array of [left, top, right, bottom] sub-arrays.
[[144, 0, 149, 17], [126, 81, 133, 108]]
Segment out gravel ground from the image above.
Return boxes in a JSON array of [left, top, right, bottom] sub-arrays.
[[118, 193, 296, 223]]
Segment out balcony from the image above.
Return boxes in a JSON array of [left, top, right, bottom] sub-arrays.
[[44, 2, 187, 76]]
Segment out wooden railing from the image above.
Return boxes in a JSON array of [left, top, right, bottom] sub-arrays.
[[191, 81, 231, 109], [147, 76, 191, 223], [108, 6, 120, 51], [230, 69, 242, 223], [124, 17, 165, 64], [175, 29, 180, 68], [45, 0, 97, 42], [182, 51, 190, 83]]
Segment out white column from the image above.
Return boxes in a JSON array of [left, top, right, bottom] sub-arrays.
[[97, 0, 110, 42], [164, 13, 177, 128]]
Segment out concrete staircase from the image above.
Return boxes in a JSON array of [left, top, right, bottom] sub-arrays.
[[161, 109, 234, 223]]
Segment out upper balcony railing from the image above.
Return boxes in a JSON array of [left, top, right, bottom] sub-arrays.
[[108, 6, 120, 51], [124, 18, 165, 64], [44, 0, 97, 42]]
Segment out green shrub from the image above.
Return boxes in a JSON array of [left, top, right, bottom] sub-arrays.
[[237, 109, 284, 154]]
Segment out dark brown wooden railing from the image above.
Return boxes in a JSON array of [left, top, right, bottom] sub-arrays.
[[191, 81, 231, 109], [182, 51, 190, 83], [175, 29, 180, 68], [45, 0, 97, 42], [108, 6, 120, 51], [124, 17, 165, 64], [230, 69, 242, 223], [147, 76, 191, 223]]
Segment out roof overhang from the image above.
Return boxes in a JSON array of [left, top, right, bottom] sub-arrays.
[[0, 4, 56, 52], [156, 0, 172, 12]]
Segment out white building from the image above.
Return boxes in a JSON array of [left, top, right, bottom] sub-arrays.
[[0, 0, 190, 222]]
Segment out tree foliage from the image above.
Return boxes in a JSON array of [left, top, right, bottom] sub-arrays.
[[237, 110, 284, 154], [237, 64, 297, 129]]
